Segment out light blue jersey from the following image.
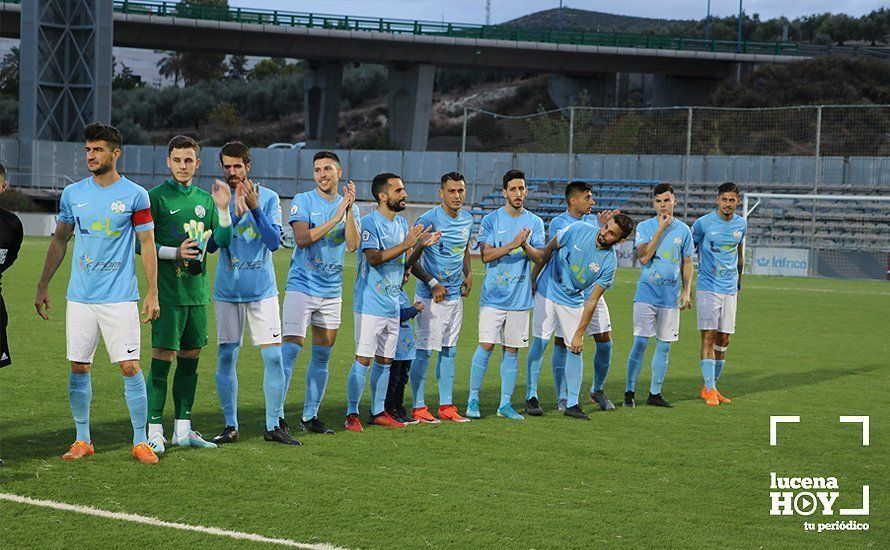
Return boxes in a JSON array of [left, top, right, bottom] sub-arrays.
[[58, 176, 154, 304], [415, 206, 473, 301], [478, 207, 545, 310], [634, 217, 694, 308], [550, 211, 602, 299], [286, 189, 361, 298], [213, 186, 281, 303], [537, 221, 617, 308], [693, 211, 747, 295], [395, 291, 417, 362], [354, 211, 408, 317]]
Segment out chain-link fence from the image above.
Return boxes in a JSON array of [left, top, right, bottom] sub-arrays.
[[463, 104, 890, 180]]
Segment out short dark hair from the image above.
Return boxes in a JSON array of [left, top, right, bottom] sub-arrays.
[[653, 183, 674, 196], [168, 135, 200, 155], [717, 181, 740, 196], [440, 171, 465, 187], [612, 213, 635, 239], [502, 169, 525, 189], [371, 172, 401, 204], [219, 141, 250, 164], [564, 180, 592, 199], [313, 151, 340, 164], [83, 122, 123, 151]]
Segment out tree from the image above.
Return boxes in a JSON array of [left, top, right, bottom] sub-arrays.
[[157, 51, 184, 86], [209, 101, 245, 139], [0, 46, 19, 97], [113, 62, 144, 90], [227, 54, 248, 80]]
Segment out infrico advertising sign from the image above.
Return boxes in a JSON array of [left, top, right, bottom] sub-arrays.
[[751, 247, 810, 277]]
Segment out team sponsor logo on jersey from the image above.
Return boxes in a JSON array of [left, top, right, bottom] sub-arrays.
[[308, 256, 343, 274], [374, 277, 401, 297], [77, 252, 122, 272], [494, 269, 526, 286], [110, 200, 126, 214], [228, 253, 264, 271], [195, 205, 206, 218]]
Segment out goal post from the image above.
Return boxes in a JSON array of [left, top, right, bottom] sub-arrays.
[[742, 193, 890, 280]]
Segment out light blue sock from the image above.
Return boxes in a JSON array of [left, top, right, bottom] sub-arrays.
[[498, 350, 519, 408], [409, 349, 432, 409], [650, 339, 671, 395], [437, 346, 457, 406], [261, 346, 284, 431], [525, 337, 549, 400], [123, 372, 148, 445], [215, 343, 240, 429], [625, 335, 650, 392], [551, 344, 567, 400], [700, 359, 716, 390], [592, 340, 613, 393], [69, 372, 92, 442], [715, 359, 726, 380], [303, 345, 331, 421], [565, 351, 584, 408], [369, 361, 391, 416], [346, 360, 370, 415], [279, 341, 303, 417], [468, 346, 492, 403]]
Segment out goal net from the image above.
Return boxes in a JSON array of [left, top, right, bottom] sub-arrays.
[[743, 193, 890, 280]]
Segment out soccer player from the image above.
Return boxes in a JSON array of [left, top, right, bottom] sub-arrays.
[[384, 273, 424, 424], [466, 170, 545, 420], [345, 173, 434, 431], [623, 183, 694, 408], [527, 215, 635, 419], [281, 151, 360, 435], [34, 123, 160, 464], [0, 163, 23, 467], [144, 135, 233, 453], [530, 181, 620, 414], [693, 182, 746, 406], [408, 172, 474, 423], [210, 142, 297, 445]]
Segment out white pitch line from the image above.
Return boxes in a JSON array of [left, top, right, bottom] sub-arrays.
[[0, 493, 344, 549]]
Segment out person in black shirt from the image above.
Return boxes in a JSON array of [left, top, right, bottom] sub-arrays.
[[0, 162, 24, 466]]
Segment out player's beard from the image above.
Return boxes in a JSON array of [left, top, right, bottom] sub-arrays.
[[387, 197, 406, 212], [89, 160, 113, 176], [509, 197, 524, 209]]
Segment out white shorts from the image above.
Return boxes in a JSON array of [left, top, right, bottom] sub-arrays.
[[414, 295, 463, 351], [66, 301, 141, 364], [696, 291, 738, 334], [354, 312, 400, 359], [478, 306, 530, 348], [532, 292, 583, 341], [282, 290, 342, 337], [633, 302, 680, 342], [215, 296, 282, 346], [584, 296, 612, 336]]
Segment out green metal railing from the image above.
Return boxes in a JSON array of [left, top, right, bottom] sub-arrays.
[[106, 0, 800, 56]]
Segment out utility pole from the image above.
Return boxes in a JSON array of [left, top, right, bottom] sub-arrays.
[[705, 0, 711, 40], [737, 0, 744, 52], [485, 0, 491, 25], [559, 0, 564, 31]]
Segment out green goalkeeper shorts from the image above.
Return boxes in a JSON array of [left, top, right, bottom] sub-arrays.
[[151, 304, 209, 351]]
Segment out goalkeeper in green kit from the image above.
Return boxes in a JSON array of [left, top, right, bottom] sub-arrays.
[[145, 135, 233, 452]]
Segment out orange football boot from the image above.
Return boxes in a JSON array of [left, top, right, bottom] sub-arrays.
[[132, 442, 159, 464], [344, 413, 364, 432], [412, 406, 441, 424], [715, 389, 732, 404], [438, 404, 471, 423], [61, 441, 94, 460], [370, 412, 406, 429], [701, 388, 720, 406]]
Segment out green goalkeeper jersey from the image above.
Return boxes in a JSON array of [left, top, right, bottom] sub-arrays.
[[148, 179, 233, 306]]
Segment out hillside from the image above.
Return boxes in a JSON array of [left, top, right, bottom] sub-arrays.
[[504, 7, 692, 33]]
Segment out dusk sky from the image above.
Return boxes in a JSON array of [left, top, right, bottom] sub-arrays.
[[228, 1, 886, 25]]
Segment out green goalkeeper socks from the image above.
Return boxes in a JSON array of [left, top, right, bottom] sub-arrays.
[[173, 357, 199, 420], [147, 358, 172, 422]]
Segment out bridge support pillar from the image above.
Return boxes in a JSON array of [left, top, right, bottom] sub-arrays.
[[387, 63, 435, 151], [547, 73, 618, 108], [649, 74, 723, 107], [304, 60, 343, 148]]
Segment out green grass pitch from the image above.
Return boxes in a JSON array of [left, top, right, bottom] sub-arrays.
[[1, 236, 887, 548]]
